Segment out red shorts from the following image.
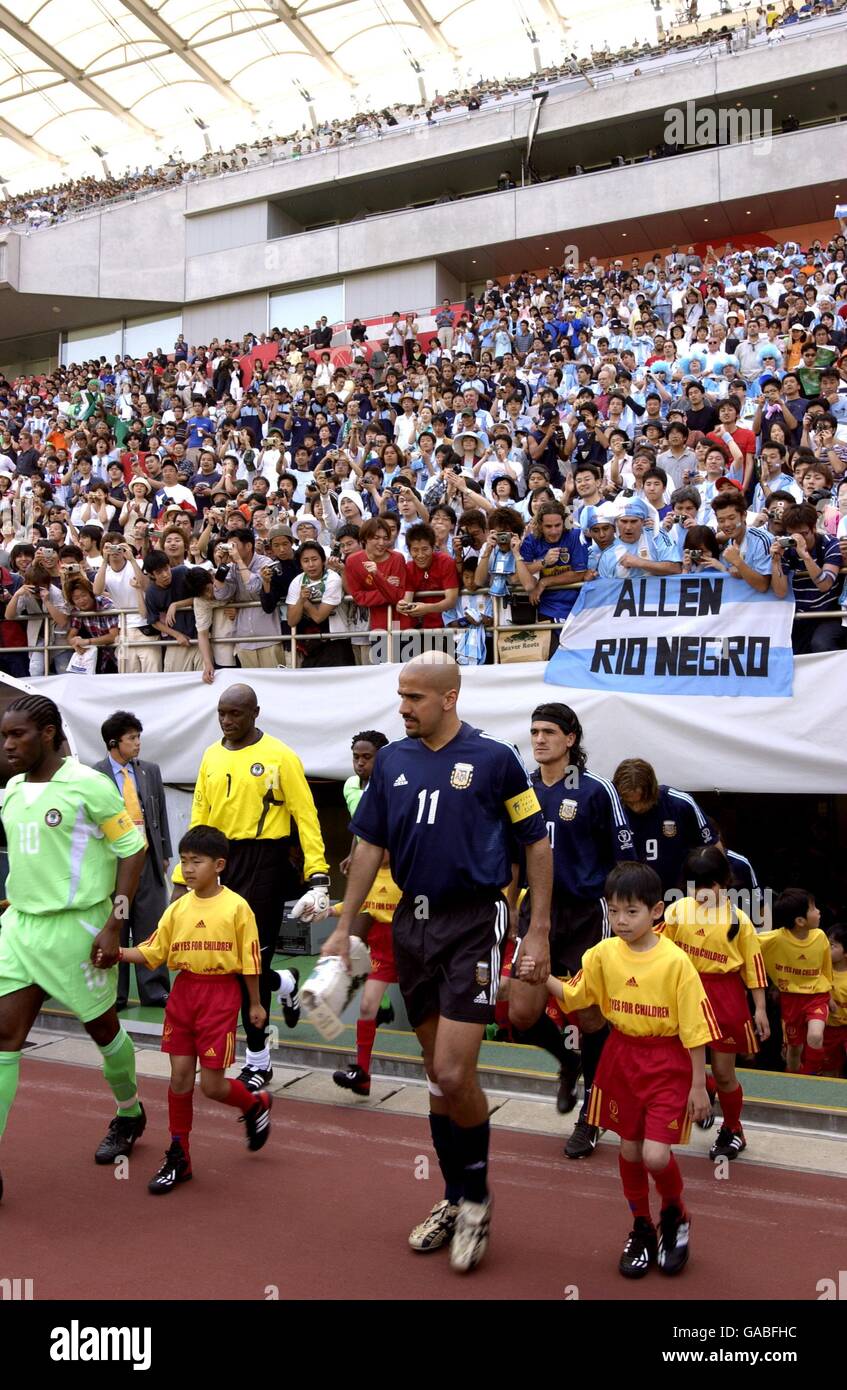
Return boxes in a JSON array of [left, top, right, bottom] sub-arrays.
[[587, 1029, 692, 1145], [813, 1023, 847, 1074], [366, 920, 397, 985], [779, 991, 830, 1047], [701, 972, 758, 1055], [162, 971, 241, 1070]]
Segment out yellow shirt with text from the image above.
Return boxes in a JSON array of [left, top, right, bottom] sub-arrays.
[[138, 886, 260, 976], [758, 928, 832, 995], [661, 897, 767, 988], [827, 969, 847, 1026], [556, 934, 720, 1047]]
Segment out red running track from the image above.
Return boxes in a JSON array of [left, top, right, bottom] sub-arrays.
[[2, 1060, 845, 1301]]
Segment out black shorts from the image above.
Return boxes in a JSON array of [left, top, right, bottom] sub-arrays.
[[222, 838, 299, 951], [393, 892, 509, 1028], [513, 895, 607, 978]]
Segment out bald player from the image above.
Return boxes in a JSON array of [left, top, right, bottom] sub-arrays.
[[173, 684, 329, 1090], [322, 653, 552, 1274]]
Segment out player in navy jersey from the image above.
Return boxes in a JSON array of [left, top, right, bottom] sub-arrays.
[[612, 759, 715, 893], [509, 704, 638, 1159], [705, 817, 760, 901], [321, 652, 552, 1274]]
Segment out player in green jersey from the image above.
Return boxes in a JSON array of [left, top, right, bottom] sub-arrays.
[[0, 695, 147, 1201]]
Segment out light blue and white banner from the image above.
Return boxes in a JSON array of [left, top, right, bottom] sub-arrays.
[[546, 576, 794, 697]]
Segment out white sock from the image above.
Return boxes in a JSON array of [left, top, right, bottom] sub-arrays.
[[277, 969, 296, 997], [246, 1047, 270, 1071]]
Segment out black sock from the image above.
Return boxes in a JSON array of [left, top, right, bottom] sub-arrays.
[[429, 1112, 463, 1205], [580, 1024, 609, 1121], [514, 1013, 572, 1069], [450, 1118, 490, 1204]]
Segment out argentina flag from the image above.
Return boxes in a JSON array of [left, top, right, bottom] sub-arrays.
[[545, 576, 795, 698]]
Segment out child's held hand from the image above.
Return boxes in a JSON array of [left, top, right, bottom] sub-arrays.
[[516, 953, 537, 981], [249, 1004, 267, 1030]]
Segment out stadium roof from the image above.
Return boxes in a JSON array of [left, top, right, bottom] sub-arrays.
[[0, 0, 656, 193]]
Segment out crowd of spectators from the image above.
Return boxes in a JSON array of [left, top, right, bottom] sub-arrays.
[[0, 224, 846, 678], [1, 0, 841, 231]]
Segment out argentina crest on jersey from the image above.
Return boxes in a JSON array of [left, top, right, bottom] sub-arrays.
[[449, 761, 474, 789], [662, 820, 677, 837], [558, 798, 578, 822]]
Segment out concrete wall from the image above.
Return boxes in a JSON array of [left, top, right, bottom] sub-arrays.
[[179, 123, 846, 305], [1, 27, 840, 322], [14, 187, 188, 304], [182, 291, 269, 345], [435, 263, 464, 306], [343, 261, 444, 320], [185, 201, 304, 257], [177, 29, 836, 216], [0, 234, 20, 290]]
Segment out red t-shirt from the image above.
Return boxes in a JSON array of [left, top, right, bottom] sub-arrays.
[[706, 426, 755, 461], [344, 548, 407, 633], [403, 552, 460, 629]]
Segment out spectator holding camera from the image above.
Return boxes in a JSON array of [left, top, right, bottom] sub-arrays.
[[681, 526, 729, 574], [285, 540, 348, 667], [344, 515, 406, 636], [93, 535, 159, 673], [771, 502, 844, 653], [212, 527, 283, 669], [712, 488, 774, 594], [397, 522, 459, 629]]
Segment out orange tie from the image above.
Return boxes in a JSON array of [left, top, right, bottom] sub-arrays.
[[121, 767, 147, 845]]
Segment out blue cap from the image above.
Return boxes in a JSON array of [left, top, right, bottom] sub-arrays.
[[618, 496, 651, 521]]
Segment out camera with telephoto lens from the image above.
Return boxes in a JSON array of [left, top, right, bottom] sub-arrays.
[[808, 488, 831, 511]]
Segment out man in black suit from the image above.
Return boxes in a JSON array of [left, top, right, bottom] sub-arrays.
[[95, 711, 172, 1010]]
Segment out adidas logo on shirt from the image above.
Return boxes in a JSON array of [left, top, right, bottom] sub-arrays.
[[473, 990, 488, 1004], [798, 954, 807, 960], [393, 774, 408, 787], [625, 976, 638, 987], [695, 928, 706, 937], [204, 1047, 216, 1057], [195, 920, 207, 930]]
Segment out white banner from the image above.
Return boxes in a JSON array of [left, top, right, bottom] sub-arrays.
[[548, 576, 795, 698], [31, 653, 847, 795]]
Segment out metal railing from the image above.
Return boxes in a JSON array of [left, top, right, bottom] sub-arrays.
[[1, 584, 844, 673]]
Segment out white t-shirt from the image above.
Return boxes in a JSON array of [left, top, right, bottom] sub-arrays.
[[285, 569, 343, 628], [100, 560, 144, 629]]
